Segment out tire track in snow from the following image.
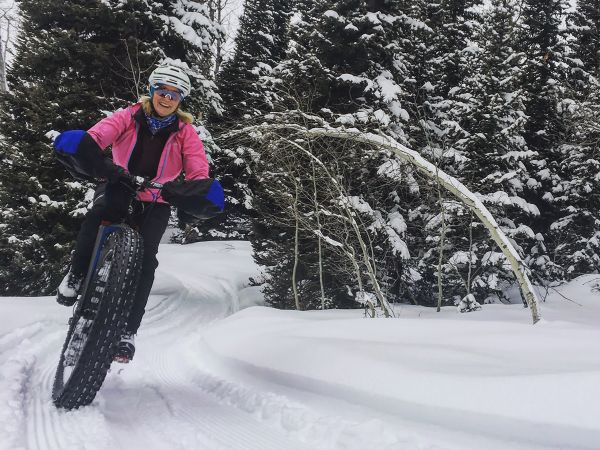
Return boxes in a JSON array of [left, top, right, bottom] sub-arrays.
[[143, 270, 237, 336], [28, 362, 64, 450], [99, 371, 185, 450], [143, 339, 312, 450], [0, 323, 57, 450], [185, 340, 437, 450], [143, 291, 189, 330], [187, 366, 402, 450], [1, 321, 114, 450], [150, 349, 260, 448], [136, 274, 313, 450], [100, 309, 231, 449], [27, 327, 115, 450]]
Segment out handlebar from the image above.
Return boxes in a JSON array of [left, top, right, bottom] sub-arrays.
[[131, 175, 163, 190], [119, 174, 163, 191]]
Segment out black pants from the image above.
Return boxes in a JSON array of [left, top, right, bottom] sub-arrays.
[[71, 183, 170, 334]]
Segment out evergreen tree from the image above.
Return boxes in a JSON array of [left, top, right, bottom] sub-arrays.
[[217, 0, 290, 120], [0, 0, 221, 295], [551, 0, 600, 276], [567, 0, 600, 81], [506, 0, 570, 282], [519, 0, 569, 152], [402, 0, 490, 305], [431, 0, 541, 302], [249, 1, 426, 309], [193, 0, 293, 243]]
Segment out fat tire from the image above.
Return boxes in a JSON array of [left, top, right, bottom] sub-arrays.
[[52, 226, 143, 409]]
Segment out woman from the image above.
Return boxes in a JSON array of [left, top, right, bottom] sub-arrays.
[[53, 65, 216, 362]]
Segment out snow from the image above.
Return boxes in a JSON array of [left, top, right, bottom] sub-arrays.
[[1, 241, 599, 449], [422, 81, 435, 92], [338, 73, 372, 89], [374, 71, 402, 103], [448, 250, 476, 266], [323, 10, 341, 20], [480, 191, 541, 216]]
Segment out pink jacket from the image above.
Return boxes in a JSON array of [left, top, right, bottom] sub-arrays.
[[87, 103, 209, 203]]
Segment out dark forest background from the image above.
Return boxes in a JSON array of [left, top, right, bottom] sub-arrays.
[[1, 0, 599, 313]]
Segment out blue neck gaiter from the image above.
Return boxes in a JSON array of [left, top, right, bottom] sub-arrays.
[[145, 112, 177, 135]]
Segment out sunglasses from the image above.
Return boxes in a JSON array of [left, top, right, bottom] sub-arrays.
[[151, 85, 183, 102]]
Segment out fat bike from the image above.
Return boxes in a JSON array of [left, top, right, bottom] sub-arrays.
[[52, 178, 162, 410]]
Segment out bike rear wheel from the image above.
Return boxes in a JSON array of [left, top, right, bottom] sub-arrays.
[[52, 225, 143, 409]]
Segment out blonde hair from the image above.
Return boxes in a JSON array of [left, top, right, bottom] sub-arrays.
[[139, 96, 195, 124]]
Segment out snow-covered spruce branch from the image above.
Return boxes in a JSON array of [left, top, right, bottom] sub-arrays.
[[223, 124, 541, 324]]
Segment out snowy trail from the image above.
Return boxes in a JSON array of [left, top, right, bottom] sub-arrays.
[[0, 242, 314, 450], [12, 312, 312, 450], [97, 271, 312, 450]]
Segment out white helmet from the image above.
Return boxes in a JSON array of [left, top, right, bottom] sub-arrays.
[[148, 65, 192, 98]]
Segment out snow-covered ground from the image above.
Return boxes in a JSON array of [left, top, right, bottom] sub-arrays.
[[1, 241, 599, 450]]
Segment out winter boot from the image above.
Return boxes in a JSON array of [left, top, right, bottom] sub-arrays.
[[114, 333, 135, 363], [56, 270, 83, 306]]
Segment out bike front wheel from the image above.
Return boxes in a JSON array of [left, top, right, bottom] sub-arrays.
[[52, 225, 143, 409]]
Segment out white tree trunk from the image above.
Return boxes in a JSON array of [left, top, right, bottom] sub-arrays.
[[0, 7, 12, 93], [437, 202, 447, 313], [291, 178, 301, 310], [0, 36, 6, 92], [311, 161, 327, 310]]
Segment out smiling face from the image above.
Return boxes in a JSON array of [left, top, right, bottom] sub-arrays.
[[151, 84, 181, 117]]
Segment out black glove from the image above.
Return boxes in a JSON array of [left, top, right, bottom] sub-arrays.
[[162, 178, 224, 220], [100, 159, 127, 184]]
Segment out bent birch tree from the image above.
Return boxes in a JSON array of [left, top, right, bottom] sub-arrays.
[[226, 124, 542, 324]]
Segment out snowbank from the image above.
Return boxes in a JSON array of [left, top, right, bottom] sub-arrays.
[[201, 275, 600, 449]]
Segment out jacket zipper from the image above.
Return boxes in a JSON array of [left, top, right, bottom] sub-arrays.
[[126, 122, 141, 173], [155, 131, 179, 182]]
